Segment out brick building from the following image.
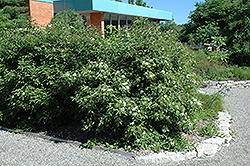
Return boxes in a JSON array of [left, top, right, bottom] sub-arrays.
[[29, 0, 172, 34]]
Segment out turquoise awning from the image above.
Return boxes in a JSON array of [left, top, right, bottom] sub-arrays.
[[33, 0, 60, 3], [53, 0, 172, 20]]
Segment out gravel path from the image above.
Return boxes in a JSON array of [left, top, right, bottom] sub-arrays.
[[168, 88, 250, 166], [0, 88, 249, 165]]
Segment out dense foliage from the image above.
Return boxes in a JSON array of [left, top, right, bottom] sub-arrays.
[[0, 0, 30, 28], [180, 0, 250, 66], [0, 16, 203, 152], [0, 13, 14, 30], [0, 23, 103, 129], [74, 20, 203, 151], [179, 0, 234, 45], [50, 9, 85, 29], [229, 0, 250, 66]]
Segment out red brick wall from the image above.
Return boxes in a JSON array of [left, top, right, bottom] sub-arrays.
[[29, 0, 53, 26], [90, 12, 104, 35]]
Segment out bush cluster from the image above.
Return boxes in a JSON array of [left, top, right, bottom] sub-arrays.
[[0, 21, 103, 128], [0, 0, 30, 29], [0, 16, 202, 151]]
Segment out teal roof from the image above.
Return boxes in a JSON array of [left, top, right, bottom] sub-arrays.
[[53, 0, 172, 20], [33, 0, 60, 3]]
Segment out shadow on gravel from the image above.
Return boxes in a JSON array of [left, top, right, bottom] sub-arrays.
[[0, 123, 92, 145], [0, 124, 137, 158], [43, 123, 91, 144]]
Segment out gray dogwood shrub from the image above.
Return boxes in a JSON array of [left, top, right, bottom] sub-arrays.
[[72, 19, 202, 151], [0, 17, 202, 152], [0, 20, 103, 128]]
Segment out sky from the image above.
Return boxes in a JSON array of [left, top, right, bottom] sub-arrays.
[[123, 0, 205, 25]]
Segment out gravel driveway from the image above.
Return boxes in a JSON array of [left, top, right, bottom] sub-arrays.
[[0, 88, 249, 165]]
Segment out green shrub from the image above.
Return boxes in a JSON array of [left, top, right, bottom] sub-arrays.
[[0, 22, 103, 128], [0, 18, 203, 152], [49, 9, 85, 29], [72, 19, 203, 152], [0, 0, 30, 28], [0, 13, 14, 30]]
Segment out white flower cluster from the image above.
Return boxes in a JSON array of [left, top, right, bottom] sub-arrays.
[[121, 81, 130, 91], [142, 61, 149, 66]]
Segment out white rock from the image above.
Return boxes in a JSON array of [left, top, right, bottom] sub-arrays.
[[227, 80, 234, 83], [184, 150, 197, 160], [136, 152, 185, 162], [203, 137, 225, 145], [226, 83, 235, 88], [218, 81, 227, 85], [218, 112, 231, 119], [219, 122, 230, 126], [231, 86, 238, 89], [237, 81, 246, 85], [196, 143, 219, 157], [209, 81, 217, 86]]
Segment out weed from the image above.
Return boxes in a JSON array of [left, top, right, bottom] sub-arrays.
[[194, 87, 230, 138]]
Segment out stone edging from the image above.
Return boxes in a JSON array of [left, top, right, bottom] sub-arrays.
[[136, 111, 232, 162], [202, 80, 250, 89], [0, 111, 232, 161]]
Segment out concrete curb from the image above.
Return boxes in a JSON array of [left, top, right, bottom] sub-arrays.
[[136, 111, 232, 162]]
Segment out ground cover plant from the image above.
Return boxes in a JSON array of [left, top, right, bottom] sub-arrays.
[[0, 11, 223, 152]]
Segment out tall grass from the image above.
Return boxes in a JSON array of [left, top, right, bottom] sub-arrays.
[[229, 66, 250, 80], [193, 88, 228, 138], [193, 50, 250, 81]]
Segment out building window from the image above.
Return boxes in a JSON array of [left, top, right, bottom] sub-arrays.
[[104, 13, 134, 32]]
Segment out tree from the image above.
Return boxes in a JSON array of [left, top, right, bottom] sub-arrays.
[[160, 19, 183, 35], [128, 0, 134, 4], [180, 0, 236, 45], [115, 0, 151, 8], [0, 0, 30, 28], [229, 0, 250, 66], [211, 36, 226, 49], [128, 0, 150, 8], [180, 0, 250, 66]]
